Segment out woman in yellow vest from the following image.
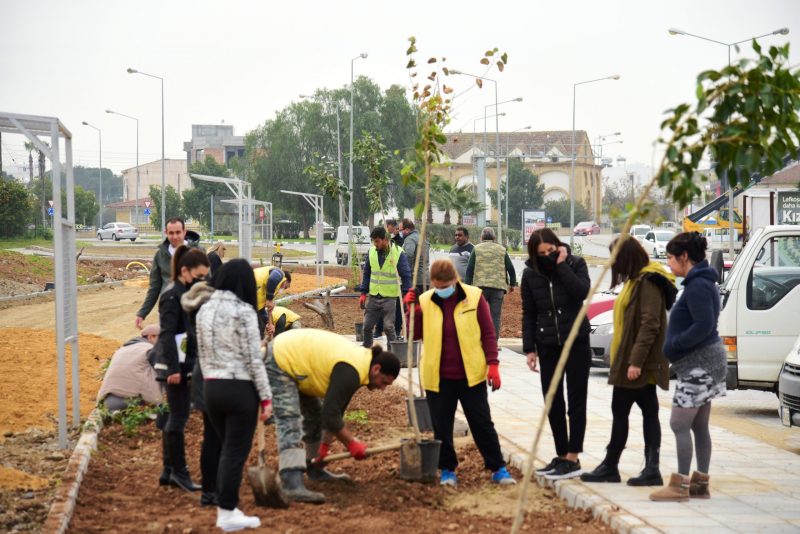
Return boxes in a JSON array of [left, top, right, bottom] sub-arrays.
[[265, 328, 401, 503], [253, 266, 292, 336], [405, 259, 515, 486]]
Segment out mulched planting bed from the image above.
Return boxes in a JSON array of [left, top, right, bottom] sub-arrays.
[[69, 386, 607, 533]]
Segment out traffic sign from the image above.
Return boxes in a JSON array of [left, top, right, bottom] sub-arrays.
[[47, 207, 54, 216], [48, 200, 54, 207], [144, 200, 151, 208], [259, 207, 265, 221], [143, 208, 151, 216]]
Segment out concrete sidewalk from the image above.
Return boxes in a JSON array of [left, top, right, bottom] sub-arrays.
[[393, 345, 800, 533]]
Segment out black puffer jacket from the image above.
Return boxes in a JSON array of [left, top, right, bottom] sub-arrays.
[[155, 280, 195, 379], [521, 250, 591, 353]]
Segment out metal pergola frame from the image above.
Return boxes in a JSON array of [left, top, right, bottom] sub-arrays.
[[190, 174, 253, 262], [221, 198, 273, 252], [0, 112, 79, 448], [281, 190, 324, 286]]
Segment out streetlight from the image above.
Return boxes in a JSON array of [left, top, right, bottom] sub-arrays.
[[106, 109, 139, 226], [82, 121, 102, 227], [450, 69, 506, 241], [668, 26, 789, 260], [349, 52, 368, 232], [301, 94, 345, 227], [127, 67, 166, 234], [570, 74, 620, 247], [506, 125, 532, 229]]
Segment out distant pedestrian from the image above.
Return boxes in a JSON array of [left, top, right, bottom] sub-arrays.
[[581, 237, 676, 486], [465, 227, 516, 339], [359, 227, 411, 348], [521, 228, 591, 480], [375, 218, 405, 338], [400, 218, 430, 293], [406, 259, 514, 486], [448, 226, 474, 281], [197, 259, 273, 531], [385, 218, 404, 247], [206, 241, 227, 276], [651, 232, 725, 502]]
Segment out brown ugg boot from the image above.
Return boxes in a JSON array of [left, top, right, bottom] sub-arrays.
[[690, 471, 710, 499], [649, 473, 690, 502]]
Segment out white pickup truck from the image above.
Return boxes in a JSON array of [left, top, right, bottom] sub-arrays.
[[720, 225, 800, 392], [334, 225, 371, 265]]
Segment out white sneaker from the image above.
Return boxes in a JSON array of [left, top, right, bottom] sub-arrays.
[[216, 507, 261, 532]]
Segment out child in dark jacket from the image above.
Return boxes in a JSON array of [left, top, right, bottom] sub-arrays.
[[651, 232, 725, 503]]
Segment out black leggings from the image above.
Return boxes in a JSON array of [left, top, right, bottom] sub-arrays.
[[608, 384, 661, 452], [200, 412, 222, 493], [537, 338, 591, 456], [205, 380, 259, 511]]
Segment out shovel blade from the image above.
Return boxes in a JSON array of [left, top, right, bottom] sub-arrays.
[[247, 465, 290, 509], [399, 440, 423, 481]]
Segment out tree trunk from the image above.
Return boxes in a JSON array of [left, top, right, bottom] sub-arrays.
[[443, 209, 451, 225]]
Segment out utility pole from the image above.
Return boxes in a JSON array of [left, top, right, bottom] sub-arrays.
[[39, 150, 46, 229]]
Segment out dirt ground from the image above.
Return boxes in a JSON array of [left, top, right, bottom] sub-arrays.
[[68, 386, 607, 534]]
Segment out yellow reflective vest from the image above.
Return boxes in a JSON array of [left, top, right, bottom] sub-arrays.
[[368, 244, 402, 298], [418, 283, 488, 393], [273, 329, 372, 398], [254, 266, 284, 311], [272, 306, 300, 327]]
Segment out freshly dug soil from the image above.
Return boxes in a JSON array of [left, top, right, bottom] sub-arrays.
[[69, 386, 607, 533]]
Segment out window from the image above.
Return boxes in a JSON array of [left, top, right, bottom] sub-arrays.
[[645, 232, 654, 241], [747, 236, 800, 310]]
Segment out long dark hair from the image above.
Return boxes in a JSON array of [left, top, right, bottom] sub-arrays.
[[527, 228, 562, 265], [212, 258, 258, 311], [610, 236, 649, 288], [666, 231, 708, 263], [172, 246, 210, 282]]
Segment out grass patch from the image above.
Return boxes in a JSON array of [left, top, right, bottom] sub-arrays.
[[343, 409, 369, 424]]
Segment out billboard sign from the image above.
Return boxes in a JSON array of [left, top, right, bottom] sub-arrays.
[[522, 209, 546, 243], [778, 191, 800, 224]]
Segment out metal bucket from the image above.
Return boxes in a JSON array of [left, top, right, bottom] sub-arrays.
[[389, 340, 421, 368], [355, 322, 364, 342], [399, 438, 441, 483], [406, 396, 433, 433]]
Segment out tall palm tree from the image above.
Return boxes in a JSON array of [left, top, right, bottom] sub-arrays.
[[454, 185, 484, 225], [430, 176, 460, 225]]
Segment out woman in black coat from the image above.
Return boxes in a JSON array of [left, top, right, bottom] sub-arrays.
[[521, 228, 591, 480]]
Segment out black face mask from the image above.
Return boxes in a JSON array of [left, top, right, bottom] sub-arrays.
[[537, 251, 560, 272], [187, 276, 206, 288]]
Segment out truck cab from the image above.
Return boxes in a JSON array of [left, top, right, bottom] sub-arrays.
[[335, 225, 371, 265], [720, 225, 800, 392]]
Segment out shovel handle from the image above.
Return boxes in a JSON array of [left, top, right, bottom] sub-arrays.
[[256, 416, 266, 468], [316, 442, 404, 464]]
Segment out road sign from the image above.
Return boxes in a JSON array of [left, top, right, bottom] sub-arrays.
[[778, 191, 800, 224], [48, 200, 54, 207], [144, 200, 151, 208], [143, 208, 151, 216], [48, 207, 54, 216]]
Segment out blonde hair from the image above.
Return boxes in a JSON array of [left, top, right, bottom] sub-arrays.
[[430, 258, 458, 282], [207, 241, 227, 256]]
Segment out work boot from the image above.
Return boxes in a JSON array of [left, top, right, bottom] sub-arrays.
[[159, 432, 172, 486], [306, 460, 352, 483], [280, 469, 325, 504], [200, 491, 218, 507], [170, 467, 202, 493], [628, 447, 663, 487], [690, 471, 711, 499], [581, 448, 622, 483], [216, 507, 260, 532], [649, 473, 690, 502], [159, 467, 173, 487]]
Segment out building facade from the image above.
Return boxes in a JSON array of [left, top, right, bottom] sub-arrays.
[[183, 124, 245, 167], [120, 159, 191, 204], [440, 130, 603, 222]]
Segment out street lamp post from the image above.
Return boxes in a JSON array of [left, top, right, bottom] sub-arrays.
[[81, 121, 102, 227], [506, 125, 532, 229], [106, 110, 139, 226], [668, 26, 789, 260], [127, 68, 166, 234], [349, 52, 368, 232], [570, 74, 620, 247]]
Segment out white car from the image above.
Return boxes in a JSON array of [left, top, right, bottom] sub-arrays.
[[97, 222, 138, 242], [631, 224, 652, 243], [779, 333, 800, 428], [642, 230, 675, 258]]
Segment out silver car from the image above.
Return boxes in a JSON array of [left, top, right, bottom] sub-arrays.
[[97, 222, 138, 242]]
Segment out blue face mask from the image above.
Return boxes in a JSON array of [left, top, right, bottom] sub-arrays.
[[434, 285, 456, 299]]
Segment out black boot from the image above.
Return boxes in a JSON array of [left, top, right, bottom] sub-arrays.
[[159, 432, 172, 486], [627, 447, 663, 486], [170, 467, 202, 492], [580, 448, 622, 483], [200, 491, 218, 507], [306, 460, 352, 483], [280, 469, 325, 504]]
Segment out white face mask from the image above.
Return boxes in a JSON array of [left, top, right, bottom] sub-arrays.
[[434, 285, 456, 299]]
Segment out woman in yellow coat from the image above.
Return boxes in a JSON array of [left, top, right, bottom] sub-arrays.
[[406, 259, 515, 487]]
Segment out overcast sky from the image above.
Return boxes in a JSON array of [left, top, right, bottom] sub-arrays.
[[1, 0, 798, 179]]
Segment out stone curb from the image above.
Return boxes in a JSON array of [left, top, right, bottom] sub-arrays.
[[41, 407, 104, 534], [500, 443, 661, 534]]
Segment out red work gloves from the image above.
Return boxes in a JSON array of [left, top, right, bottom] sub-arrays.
[[403, 289, 418, 307], [347, 439, 368, 460], [487, 364, 501, 391], [311, 442, 331, 465], [359, 294, 367, 309]]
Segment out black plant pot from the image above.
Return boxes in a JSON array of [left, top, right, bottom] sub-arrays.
[[406, 396, 433, 433], [389, 340, 421, 368], [354, 322, 364, 342]]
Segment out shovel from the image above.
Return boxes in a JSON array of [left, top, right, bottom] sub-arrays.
[[247, 422, 290, 509], [311, 442, 404, 465]]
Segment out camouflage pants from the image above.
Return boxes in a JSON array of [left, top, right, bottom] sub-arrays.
[[264, 346, 323, 472]]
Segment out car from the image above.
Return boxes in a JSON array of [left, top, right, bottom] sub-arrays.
[[642, 230, 675, 258], [335, 225, 371, 265], [307, 221, 335, 240], [97, 222, 138, 242], [630, 224, 652, 243], [778, 333, 800, 428], [573, 220, 600, 236]]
